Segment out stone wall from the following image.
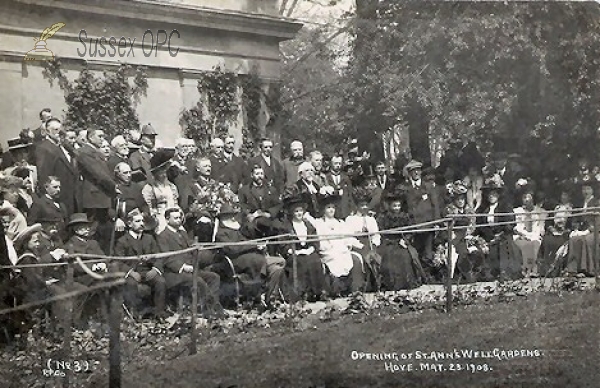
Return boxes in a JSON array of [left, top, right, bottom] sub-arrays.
[[0, 0, 301, 148]]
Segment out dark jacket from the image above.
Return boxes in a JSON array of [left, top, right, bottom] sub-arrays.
[[248, 155, 284, 191], [238, 182, 281, 218], [75, 143, 117, 209], [129, 149, 153, 183], [113, 232, 161, 273], [403, 181, 441, 224], [323, 172, 354, 218], [156, 226, 194, 274], [35, 139, 80, 215], [295, 180, 321, 217], [27, 194, 68, 233], [63, 235, 105, 280]]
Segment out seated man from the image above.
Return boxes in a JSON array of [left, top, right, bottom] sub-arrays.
[[238, 164, 283, 237], [113, 209, 167, 319], [156, 207, 222, 317], [215, 202, 285, 307], [28, 176, 68, 243]]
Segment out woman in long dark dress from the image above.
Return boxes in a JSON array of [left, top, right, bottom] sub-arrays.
[[377, 192, 423, 291], [281, 194, 326, 301]]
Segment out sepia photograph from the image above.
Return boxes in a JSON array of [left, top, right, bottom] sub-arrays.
[[1, 0, 600, 387]]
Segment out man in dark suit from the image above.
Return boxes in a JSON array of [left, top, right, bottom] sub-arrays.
[[220, 135, 247, 193], [247, 138, 284, 192], [238, 165, 282, 237], [129, 124, 157, 184], [402, 160, 441, 276], [156, 208, 222, 316], [209, 138, 227, 183], [282, 140, 305, 188], [28, 176, 68, 242], [323, 155, 354, 219], [295, 161, 321, 217], [34, 118, 80, 216], [113, 209, 167, 319], [75, 128, 118, 254], [32, 108, 52, 143]]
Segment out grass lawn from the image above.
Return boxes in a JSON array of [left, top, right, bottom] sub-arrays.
[[123, 290, 600, 388]]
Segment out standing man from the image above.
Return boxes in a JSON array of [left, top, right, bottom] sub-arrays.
[[33, 108, 52, 143], [282, 140, 305, 188], [113, 162, 146, 236], [238, 165, 282, 236], [129, 124, 157, 183], [309, 151, 327, 187], [34, 119, 80, 216], [75, 128, 118, 254], [248, 138, 284, 192], [402, 160, 441, 279], [209, 138, 227, 183], [323, 155, 354, 219], [221, 135, 247, 192]]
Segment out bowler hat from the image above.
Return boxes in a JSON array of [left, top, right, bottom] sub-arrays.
[[141, 124, 157, 137], [67, 213, 93, 227], [13, 223, 42, 252]]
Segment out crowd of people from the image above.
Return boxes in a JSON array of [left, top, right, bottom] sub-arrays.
[[1, 107, 599, 337]]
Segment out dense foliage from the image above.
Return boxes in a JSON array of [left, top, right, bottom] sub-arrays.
[[42, 60, 148, 138], [347, 1, 600, 169]]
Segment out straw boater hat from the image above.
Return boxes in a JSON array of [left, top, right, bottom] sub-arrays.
[[403, 160, 423, 178], [13, 223, 42, 252]]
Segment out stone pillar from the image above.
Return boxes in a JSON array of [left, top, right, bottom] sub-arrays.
[[0, 60, 24, 146]]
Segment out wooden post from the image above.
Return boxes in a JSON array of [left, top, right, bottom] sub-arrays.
[[108, 284, 123, 388], [594, 213, 599, 284], [63, 258, 74, 388], [189, 251, 198, 355], [446, 219, 455, 313]]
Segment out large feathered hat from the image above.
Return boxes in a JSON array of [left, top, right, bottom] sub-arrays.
[[149, 148, 175, 173]]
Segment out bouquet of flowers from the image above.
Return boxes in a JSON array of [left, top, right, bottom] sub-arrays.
[[190, 180, 238, 216]]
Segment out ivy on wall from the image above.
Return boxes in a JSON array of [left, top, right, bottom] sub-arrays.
[[42, 59, 148, 138], [180, 64, 277, 158]]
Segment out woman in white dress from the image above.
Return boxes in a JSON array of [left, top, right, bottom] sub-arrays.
[[305, 191, 365, 295], [142, 150, 179, 234]]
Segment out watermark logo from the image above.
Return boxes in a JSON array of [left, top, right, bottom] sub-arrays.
[[24, 22, 65, 61], [77, 29, 180, 58]]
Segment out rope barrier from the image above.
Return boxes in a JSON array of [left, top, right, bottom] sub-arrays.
[[0, 278, 126, 316], [1, 210, 598, 270]]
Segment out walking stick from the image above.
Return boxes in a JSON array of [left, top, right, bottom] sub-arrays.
[[108, 197, 121, 256]]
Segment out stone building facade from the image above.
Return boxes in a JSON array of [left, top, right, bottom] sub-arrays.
[[0, 0, 302, 148]]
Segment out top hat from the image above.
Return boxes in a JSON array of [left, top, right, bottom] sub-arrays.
[[149, 148, 175, 172], [67, 213, 93, 227], [7, 138, 32, 151], [140, 124, 157, 137], [13, 223, 42, 252]]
